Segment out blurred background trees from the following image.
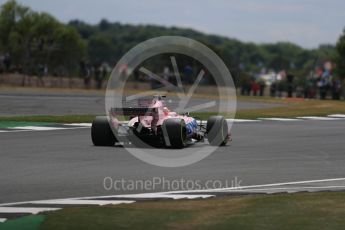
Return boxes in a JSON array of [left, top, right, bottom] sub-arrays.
[[0, 0, 85, 76], [0, 0, 342, 85], [336, 29, 345, 79]]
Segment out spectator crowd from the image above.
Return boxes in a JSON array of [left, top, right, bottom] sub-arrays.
[[240, 61, 344, 100], [1, 54, 344, 101]]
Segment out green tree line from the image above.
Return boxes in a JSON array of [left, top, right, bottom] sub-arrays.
[[1, 0, 344, 85], [0, 0, 85, 76]]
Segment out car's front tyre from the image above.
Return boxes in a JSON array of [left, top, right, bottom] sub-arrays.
[[207, 116, 228, 146]]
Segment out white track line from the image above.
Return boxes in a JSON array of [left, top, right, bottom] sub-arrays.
[[0, 207, 60, 214], [200, 119, 259, 123], [328, 114, 345, 118], [2, 114, 345, 134], [226, 119, 259, 122], [11, 126, 68, 131], [1, 178, 345, 208], [0, 130, 32, 133], [4, 126, 90, 132], [98, 194, 213, 200], [3, 114, 345, 134], [222, 185, 345, 193], [165, 177, 345, 194], [297, 116, 344, 121], [32, 199, 134, 206], [0, 218, 6, 223], [0, 194, 213, 207], [258, 118, 301, 121], [65, 123, 92, 127]]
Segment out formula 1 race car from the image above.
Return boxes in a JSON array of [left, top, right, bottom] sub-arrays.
[[91, 95, 231, 148]]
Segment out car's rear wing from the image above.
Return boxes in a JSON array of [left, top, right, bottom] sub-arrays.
[[110, 108, 157, 116]]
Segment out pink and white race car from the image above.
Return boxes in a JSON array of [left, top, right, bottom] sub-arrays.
[[91, 95, 230, 148]]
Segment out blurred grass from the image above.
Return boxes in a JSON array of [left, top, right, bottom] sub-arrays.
[[0, 115, 97, 123], [236, 98, 345, 119], [0, 215, 45, 230], [40, 192, 345, 230], [0, 98, 344, 123], [0, 121, 53, 128]]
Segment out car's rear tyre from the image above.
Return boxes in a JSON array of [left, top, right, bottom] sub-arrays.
[[162, 118, 187, 149], [207, 116, 228, 146], [91, 116, 117, 146]]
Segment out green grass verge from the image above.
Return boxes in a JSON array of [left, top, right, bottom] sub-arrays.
[[0, 121, 54, 128], [236, 99, 345, 119], [0, 99, 344, 123], [197, 98, 345, 119], [0, 215, 44, 230], [0, 115, 96, 124], [39, 192, 345, 230]]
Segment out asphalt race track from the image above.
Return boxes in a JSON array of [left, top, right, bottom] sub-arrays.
[[1, 119, 345, 203], [0, 90, 281, 116]]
